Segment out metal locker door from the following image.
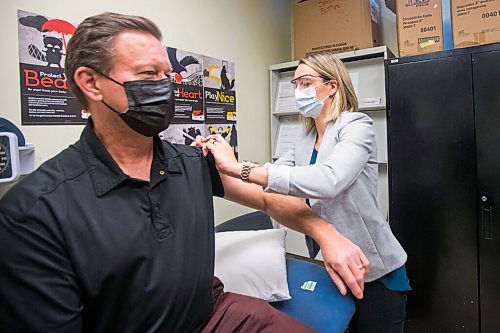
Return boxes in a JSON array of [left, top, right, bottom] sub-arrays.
[[473, 48, 500, 333], [386, 54, 478, 332]]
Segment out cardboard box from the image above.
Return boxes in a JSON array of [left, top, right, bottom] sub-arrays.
[[397, 0, 444, 57], [451, 0, 500, 48], [293, 0, 381, 60]]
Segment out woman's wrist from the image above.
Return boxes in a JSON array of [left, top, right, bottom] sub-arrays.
[[310, 222, 340, 246], [240, 161, 260, 183], [223, 161, 243, 178]]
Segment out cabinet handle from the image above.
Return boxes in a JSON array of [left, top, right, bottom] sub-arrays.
[[482, 206, 493, 240]]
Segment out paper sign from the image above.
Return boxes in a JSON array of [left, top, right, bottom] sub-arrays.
[[300, 281, 317, 292]]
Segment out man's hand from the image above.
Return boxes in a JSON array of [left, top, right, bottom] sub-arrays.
[[315, 224, 369, 299]]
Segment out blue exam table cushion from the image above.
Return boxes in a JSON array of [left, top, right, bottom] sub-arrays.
[[272, 257, 355, 333]]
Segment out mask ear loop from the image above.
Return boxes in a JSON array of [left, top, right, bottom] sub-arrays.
[[320, 94, 331, 103], [318, 80, 335, 103], [89, 67, 127, 115], [90, 67, 124, 87], [101, 100, 125, 115]]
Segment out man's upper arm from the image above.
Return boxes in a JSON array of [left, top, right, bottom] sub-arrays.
[[204, 152, 224, 197], [0, 211, 82, 332]]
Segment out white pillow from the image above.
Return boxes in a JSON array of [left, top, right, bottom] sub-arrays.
[[214, 228, 290, 302]]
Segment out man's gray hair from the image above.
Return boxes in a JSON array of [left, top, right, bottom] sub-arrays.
[[65, 12, 162, 108]]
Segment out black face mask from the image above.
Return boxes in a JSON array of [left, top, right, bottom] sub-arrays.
[[96, 70, 175, 137]]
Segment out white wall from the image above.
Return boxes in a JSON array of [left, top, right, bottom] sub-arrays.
[[0, 0, 293, 222]]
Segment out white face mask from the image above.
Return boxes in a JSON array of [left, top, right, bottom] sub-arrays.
[[294, 82, 329, 119]]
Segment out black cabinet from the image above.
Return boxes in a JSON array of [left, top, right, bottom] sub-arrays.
[[385, 43, 500, 332], [473, 48, 500, 333]]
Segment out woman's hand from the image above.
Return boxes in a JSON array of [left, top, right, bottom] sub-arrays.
[[204, 134, 240, 177], [315, 224, 369, 299], [191, 135, 209, 156]]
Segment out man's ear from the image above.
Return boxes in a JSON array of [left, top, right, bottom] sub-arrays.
[[73, 66, 103, 103]]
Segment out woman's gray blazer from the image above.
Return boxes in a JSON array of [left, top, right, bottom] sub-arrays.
[[264, 111, 407, 282]]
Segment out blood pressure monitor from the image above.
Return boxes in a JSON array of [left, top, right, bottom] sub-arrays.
[[0, 132, 20, 183]]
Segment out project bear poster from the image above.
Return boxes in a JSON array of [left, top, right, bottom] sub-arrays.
[[17, 10, 84, 125]]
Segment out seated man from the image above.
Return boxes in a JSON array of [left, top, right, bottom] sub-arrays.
[[0, 12, 367, 332]]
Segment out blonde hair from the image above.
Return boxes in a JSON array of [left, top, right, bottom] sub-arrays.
[[299, 52, 358, 131]]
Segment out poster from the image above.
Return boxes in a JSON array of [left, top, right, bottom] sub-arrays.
[[206, 123, 238, 152], [203, 55, 237, 156], [167, 47, 204, 124], [163, 48, 238, 156], [17, 10, 85, 125], [16, 9, 238, 150]]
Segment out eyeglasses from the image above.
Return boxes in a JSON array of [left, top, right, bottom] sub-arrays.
[[290, 74, 328, 90]]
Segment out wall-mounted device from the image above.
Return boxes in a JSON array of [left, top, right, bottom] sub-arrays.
[[0, 132, 19, 182], [0, 118, 35, 184]]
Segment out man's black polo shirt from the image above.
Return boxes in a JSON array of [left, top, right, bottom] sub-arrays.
[[0, 123, 224, 332]]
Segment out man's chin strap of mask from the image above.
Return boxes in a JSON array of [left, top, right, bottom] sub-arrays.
[[101, 100, 123, 115], [91, 67, 176, 137]]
